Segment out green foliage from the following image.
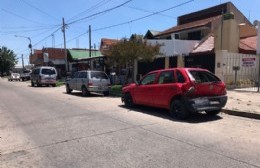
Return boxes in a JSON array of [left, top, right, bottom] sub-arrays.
[[105, 39, 160, 67], [56, 80, 65, 87], [110, 85, 122, 96], [0, 46, 18, 76]]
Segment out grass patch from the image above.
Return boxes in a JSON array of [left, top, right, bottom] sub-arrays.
[[56, 80, 65, 87], [110, 85, 122, 96]]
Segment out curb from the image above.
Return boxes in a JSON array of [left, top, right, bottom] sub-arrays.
[[222, 109, 260, 120]]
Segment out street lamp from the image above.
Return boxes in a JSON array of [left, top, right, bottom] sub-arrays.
[[14, 35, 32, 56]]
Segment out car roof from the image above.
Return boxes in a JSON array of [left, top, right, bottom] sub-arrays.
[[148, 67, 208, 74]]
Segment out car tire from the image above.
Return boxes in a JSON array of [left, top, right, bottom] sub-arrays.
[[31, 81, 35, 87], [103, 91, 109, 96], [82, 86, 89, 97], [205, 110, 221, 116], [36, 81, 41, 87], [170, 99, 190, 120], [66, 84, 72, 94], [124, 93, 134, 108]]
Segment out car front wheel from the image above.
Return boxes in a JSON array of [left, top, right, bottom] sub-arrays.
[[205, 110, 221, 116], [82, 86, 89, 97], [170, 99, 190, 120], [124, 93, 134, 108], [66, 84, 72, 94]]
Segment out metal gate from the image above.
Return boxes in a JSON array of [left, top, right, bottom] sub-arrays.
[[138, 57, 165, 76], [185, 54, 215, 73], [222, 53, 259, 91]]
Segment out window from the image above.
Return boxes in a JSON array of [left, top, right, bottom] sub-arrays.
[[72, 72, 79, 78], [141, 73, 157, 85], [189, 70, 221, 83], [78, 72, 85, 78], [158, 71, 175, 84], [90, 71, 108, 79], [41, 68, 56, 75], [176, 70, 185, 83]]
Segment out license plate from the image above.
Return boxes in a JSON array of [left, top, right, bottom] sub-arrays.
[[210, 101, 219, 105]]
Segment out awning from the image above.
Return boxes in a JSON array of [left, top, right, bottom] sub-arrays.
[[68, 50, 103, 60]]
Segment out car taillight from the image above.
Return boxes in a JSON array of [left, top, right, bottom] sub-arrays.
[[88, 82, 93, 86]]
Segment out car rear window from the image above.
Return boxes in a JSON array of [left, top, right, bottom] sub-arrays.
[[90, 71, 108, 79], [189, 70, 221, 83], [41, 68, 56, 75]]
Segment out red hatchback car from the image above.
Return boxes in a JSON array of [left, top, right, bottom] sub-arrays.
[[122, 68, 227, 120]]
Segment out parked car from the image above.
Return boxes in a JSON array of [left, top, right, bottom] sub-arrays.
[[20, 69, 31, 81], [66, 70, 111, 96], [8, 73, 21, 81], [121, 68, 228, 120], [31, 66, 57, 87]]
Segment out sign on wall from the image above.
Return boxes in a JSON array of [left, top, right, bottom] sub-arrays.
[[241, 57, 256, 68], [43, 53, 49, 63]]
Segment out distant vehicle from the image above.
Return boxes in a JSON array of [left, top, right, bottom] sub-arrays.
[[121, 68, 228, 120], [20, 69, 31, 81], [66, 70, 111, 96], [8, 73, 21, 81], [31, 66, 57, 87]]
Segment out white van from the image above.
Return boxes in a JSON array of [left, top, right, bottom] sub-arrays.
[[31, 66, 57, 87], [66, 70, 111, 96]]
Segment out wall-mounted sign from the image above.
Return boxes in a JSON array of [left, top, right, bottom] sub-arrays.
[[241, 57, 256, 68], [43, 53, 49, 63]]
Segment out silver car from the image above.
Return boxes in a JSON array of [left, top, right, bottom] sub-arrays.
[[8, 73, 21, 81], [66, 70, 111, 96], [31, 66, 57, 87]]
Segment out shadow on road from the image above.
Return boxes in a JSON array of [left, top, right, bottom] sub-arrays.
[[62, 92, 106, 98], [119, 105, 223, 124]]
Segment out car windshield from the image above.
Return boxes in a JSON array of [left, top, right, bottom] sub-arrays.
[[42, 68, 56, 75], [90, 71, 108, 79], [188, 70, 221, 83]]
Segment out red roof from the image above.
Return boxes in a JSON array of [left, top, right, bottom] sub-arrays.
[[239, 36, 257, 51], [44, 48, 65, 59], [156, 15, 222, 37], [191, 35, 214, 54]]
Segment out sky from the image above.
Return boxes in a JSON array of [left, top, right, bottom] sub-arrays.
[[1, 0, 260, 66]]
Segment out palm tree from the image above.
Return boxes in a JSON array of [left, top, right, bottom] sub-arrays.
[[0, 46, 18, 76]]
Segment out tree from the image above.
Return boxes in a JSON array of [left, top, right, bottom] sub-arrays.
[[105, 38, 161, 84], [0, 46, 18, 76]]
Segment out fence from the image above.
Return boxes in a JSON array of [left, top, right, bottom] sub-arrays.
[[221, 51, 259, 91]]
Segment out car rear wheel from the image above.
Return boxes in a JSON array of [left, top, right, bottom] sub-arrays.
[[82, 86, 89, 97], [103, 91, 109, 96], [124, 93, 134, 108], [31, 81, 35, 87], [170, 100, 190, 120], [205, 110, 221, 116], [66, 84, 72, 94]]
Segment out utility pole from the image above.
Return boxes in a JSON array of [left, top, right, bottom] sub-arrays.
[[62, 17, 68, 72], [89, 25, 92, 70], [21, 54, 24, 69]]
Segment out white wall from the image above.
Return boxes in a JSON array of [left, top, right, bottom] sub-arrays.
[[215, 50, 259, 87], [147, 39, 199, 57]]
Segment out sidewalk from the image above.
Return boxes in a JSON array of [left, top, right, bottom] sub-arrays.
[[223, 90, 260, 120]]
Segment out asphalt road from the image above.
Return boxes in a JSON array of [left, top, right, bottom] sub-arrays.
[[0, 79, 260, 168]]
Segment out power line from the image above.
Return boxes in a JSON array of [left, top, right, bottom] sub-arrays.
[[1, 8, 44, 25], [126, 5, 177, 19], [24, 0, 193, 51], [93, 0, 194, 32], [19, 0, 60, 21], [68, 0, 133, 25], [68, 0, 113, 22]]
